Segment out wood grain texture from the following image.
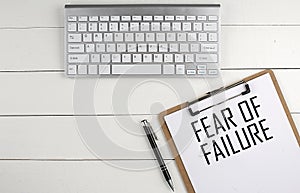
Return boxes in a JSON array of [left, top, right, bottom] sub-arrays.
[[0, 160, 188, 193], [0, 70, 299, 115], [0, 114, 299, 160]]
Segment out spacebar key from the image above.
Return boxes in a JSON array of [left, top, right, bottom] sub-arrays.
[[112, 65, 161, 75]]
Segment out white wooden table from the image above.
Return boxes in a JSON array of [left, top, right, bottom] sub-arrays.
[[1, 0, 300, 192]]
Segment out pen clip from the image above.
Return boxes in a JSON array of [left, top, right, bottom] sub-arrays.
[[141, 119, 158, 140]]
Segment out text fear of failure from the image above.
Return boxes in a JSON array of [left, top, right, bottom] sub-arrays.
[[191, 96, 273, 165]]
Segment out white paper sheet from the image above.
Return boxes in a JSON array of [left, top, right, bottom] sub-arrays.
[[164, 73, 300, 193]]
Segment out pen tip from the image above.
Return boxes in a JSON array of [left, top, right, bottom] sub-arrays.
[[168, 180, 175, 192]]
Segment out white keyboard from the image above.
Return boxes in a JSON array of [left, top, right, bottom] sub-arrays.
[[65, 4, 220, 77]]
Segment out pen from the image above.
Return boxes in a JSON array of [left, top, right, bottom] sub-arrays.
[[141, 119, 174, 192]]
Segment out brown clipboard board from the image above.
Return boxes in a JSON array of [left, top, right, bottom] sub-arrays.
[[158, 69, 300, 193]]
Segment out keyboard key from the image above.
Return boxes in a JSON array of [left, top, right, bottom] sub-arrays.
[[208, 15, 218, 21], [182, 23, 192, 31], [91, 54, 100, 63], [198, 33, 207, 41], [133, 54, 142, 63], [125, 33, 134, 41], [197, 65, 206, 69], [164, 54, 173, 62], [86, 44, 95, 52], [177, 33, 186, 41], [165, 16, 174, 21], [203, 23, 217, 31], [68, 54, 89, 63], [175, 54, 184, 62], [122, 54, 131, 62], [127, 43, 136, 52], [158, 43, 168, 52], [169, 43, 178, 52], [175, 16, 185, 20], [187, 16, 196, 21], [162, 22, 171, 31], [106, 44, 116, 52], [132, 16, 142, 21], [103, 33, 113, 42], [193, 23, 202, 31], [179, 43, 189, 52], [68, 44, 84, 53], [111, 16, 120, 21], [201, 44, 218, 52], [196, 54, 218, 62], [143, 16, 152, 21], [154, 16, 163, 21], [166, 33, 176, 41], [96, 44, 105, 52], [68, 34, 82, 42], [163, 65, 175, 74], [185, 54, 194, 62], [89, 16, 98, 21], [117, 43, 127, 52], [138, 44, 147, 52], [75, 65, 87, 75], [176, 65, 185, 74], [156, 33, 165, 41], [68, 65, 77, 75], [99, 23, 108, 31], [197, 69, 206, 75], [112, 64, 161, 74], [109, 23, 119, 31], [100, 16, 109, 21], [197, 15, 206, 21], [154, 54, 163, 62], [143, 54, 152, 62], [83, 33, 92, 42], [121, 16, 131, 21], [88, 23, 98, 32], [78, 16, 88, 21], [148, 43, 158, 52], [67, 16, 77, 21], [135, 33, 145, 42], [151, 22, 160, 31], [99, 65, 110, 74], [93, 33, 102, 42], [112, 54, 121, 62], [141, 22, 150, 31], [130, 22, 139, 31], [187, 33, 197, 41], [101, 54, 111, 63], [88, 65, 98, 74], [172, 22, 181, 31], [146, 33, 155, 41], [208, 33, 218, 41], [114, 33, 124, 42], [120, 22, 129, 31], [78, 65, 88, 74], [67, 23, 77, 32], [78, 23, 87, 31], [187, 69, 196, 74], [190, 44, 199, 52]]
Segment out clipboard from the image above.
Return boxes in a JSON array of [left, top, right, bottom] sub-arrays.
[[158, 69, 300, 193]]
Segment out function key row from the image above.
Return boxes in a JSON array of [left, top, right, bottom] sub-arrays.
[[67, 15, 218, 22]]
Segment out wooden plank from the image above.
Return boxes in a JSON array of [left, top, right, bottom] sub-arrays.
[[0, 115, 173, 159], [0, 69, 298, 115], [0, 114, 298, 160], [0, 160, 187, 193], [1, 0, 300, 27], [1, 26, 300, 71]]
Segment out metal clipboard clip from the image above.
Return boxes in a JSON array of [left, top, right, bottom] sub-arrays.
[[187, 80, 251, 116]]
